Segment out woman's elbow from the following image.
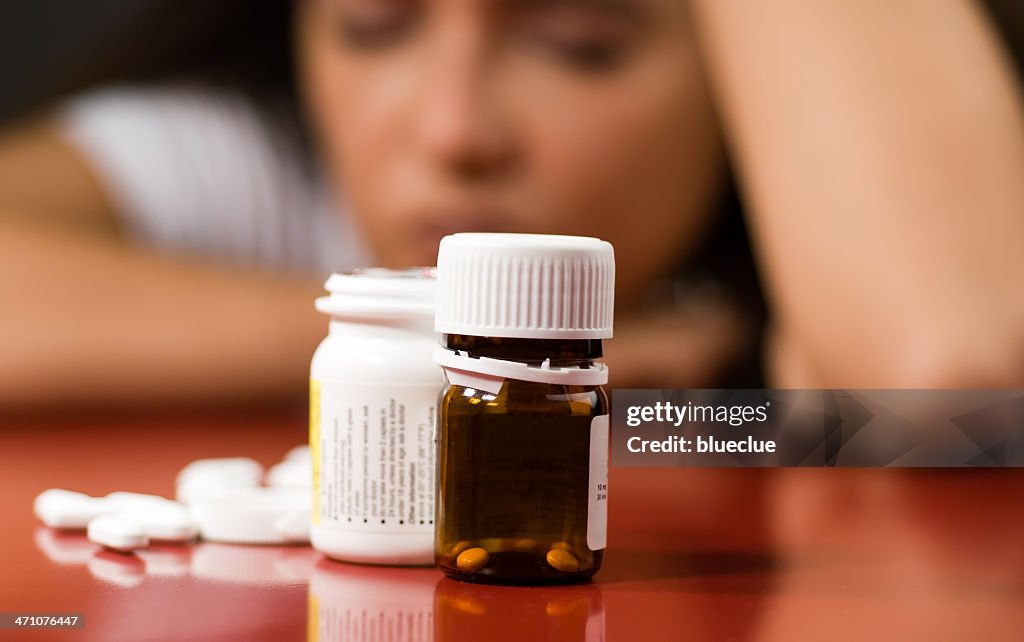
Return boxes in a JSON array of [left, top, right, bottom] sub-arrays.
[[888, 333, 1024, 389], [770, 326, 1024, 388]]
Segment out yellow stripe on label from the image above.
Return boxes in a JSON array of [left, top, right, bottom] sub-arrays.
[[309, 378, 321, 526], [307, 591, 319, 642]]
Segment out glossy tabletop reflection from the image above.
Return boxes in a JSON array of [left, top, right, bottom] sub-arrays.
[[2, 412, 1023, 641]]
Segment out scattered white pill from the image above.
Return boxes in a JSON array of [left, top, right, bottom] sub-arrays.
[[36, 455, 307, 550], [105, 493, 196, 542], [34, 489, 108, 529], [87, 514, 149, 552], [266, 459, 311, 488], [34, 488, 88, 518], [190, 487, 311, 544], [119, 507, 197, 543], [105, 491, 183, 511], [176, 457, 264, 504], [274, 509, 311, 542], [284, 445, 310, 463]]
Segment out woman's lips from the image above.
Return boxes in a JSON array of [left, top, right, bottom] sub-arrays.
[[411, 211, 520, 258], [419, 209, 515, 234]]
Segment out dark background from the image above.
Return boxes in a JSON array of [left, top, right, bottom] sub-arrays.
[[0, 1, 154, 121]]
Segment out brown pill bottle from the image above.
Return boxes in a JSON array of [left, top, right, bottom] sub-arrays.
[[433, 233, 615, 585]]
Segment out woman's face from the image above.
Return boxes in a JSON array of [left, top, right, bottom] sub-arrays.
[[296, 0, 723, 301]]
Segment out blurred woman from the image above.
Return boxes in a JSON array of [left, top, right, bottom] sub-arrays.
[[1, 0, 1022, 406]]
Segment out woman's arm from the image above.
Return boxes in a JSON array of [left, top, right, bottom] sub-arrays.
[[690, 0, 1024, 387], [0, 120, 325, 408]]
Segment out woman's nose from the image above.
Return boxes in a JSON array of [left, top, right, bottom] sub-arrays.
[[412, 24, 517, 179]]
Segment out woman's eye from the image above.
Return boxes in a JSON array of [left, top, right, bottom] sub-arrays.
[[535, 36, 626, 72], [513, 4, 638, 73], [333, 4, 417, 49], [336, 18, 412, 49]]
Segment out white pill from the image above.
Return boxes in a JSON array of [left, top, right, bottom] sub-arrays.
[[34, 488, 88, 518], [34, 489, 107, 529], [124, 508, 196, 542], [87, 515, 149, 552], [190, 487, 311, 544], [284, 445, 310, 463], [104, 491, 181, 511], [175, 458, 264, 504], [102, 493, 196, 542], [177, 457, 264, 486], [273, 509, 311, 542], [266, 459, 311, 488]]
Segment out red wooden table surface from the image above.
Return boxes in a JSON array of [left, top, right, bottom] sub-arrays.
[[2, 411, 1022, 641]]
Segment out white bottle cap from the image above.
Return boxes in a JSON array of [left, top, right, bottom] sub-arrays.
[[435, 233, 615, 339], [315, 268, 436, 319]]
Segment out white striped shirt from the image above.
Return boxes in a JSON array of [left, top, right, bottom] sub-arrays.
[[59, 85, 369, 275]]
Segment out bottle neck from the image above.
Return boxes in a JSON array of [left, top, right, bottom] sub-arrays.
[[329, 314, 435, 336], [443, 334, 602, 368]]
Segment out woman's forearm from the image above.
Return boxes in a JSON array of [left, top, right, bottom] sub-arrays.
[[0, 219, 326, 408], [690, 0, 1024, 386]]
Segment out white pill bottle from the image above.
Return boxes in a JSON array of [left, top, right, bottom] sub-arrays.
[[310, 268, 442, 564]]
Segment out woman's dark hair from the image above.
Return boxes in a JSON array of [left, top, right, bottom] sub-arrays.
[[10, 0, 1022, 119], [7, 1, 295, 121]]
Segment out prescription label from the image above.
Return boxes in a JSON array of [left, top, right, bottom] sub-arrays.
[[310, 378, 321, 526], [587, 414, 609, 551], [314, 380, 436, 532]]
